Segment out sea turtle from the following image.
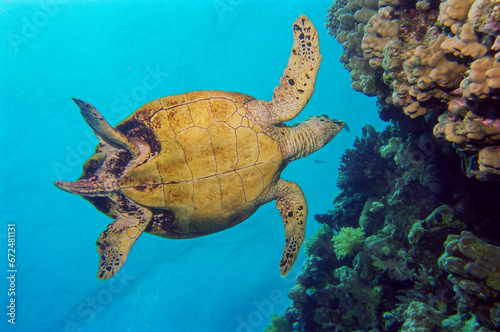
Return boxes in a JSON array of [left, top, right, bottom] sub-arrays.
[[55, 15, 344, 280]]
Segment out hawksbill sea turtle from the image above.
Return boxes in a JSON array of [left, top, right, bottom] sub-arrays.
[[55, 15, 345, 280]]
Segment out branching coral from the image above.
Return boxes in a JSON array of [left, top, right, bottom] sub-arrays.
[[337, 124, 397, 196]]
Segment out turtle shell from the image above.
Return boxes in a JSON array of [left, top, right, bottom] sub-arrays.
[[115, 90, 283, 238]]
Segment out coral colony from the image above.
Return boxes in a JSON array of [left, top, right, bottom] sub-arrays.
[[266, 1, 500, 331]]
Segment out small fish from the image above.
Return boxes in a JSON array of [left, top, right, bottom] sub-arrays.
[[314, 160, 328, 164]]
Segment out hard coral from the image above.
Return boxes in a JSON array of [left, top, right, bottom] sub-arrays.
[[327, 0, 500, 180], [264, 314, 294, 332], [285, 266, 383, 331], [439, 0, 476, 33], [362, 7, 401, 68], [439, 231, 500, 330], [337, 124, 396, 196], [267, 123, 500, 331], [401, 301, 443, 331], [326, 0, 387, 98]]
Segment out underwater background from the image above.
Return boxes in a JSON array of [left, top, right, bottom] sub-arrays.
[[2, 1, 380, 331], [4, 0, 500, 332]]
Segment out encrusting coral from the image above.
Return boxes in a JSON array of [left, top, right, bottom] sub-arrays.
[[327, 0, 500, 180]]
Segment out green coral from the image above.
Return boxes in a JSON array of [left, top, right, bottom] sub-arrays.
[[264, 314, 293, 332], [279, 118, 500, 331], [380, 137, 402, 159], [331, 227, 366, 260], [305, 223, 334, 257]]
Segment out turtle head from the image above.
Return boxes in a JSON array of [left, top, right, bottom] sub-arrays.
[[306, 114, 345, 139], [303, 114, 344, 153], [280, 115, 345, 162]]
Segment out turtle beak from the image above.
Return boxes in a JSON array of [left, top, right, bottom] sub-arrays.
[[332, 119, 348, 132], [319, 114, 346, 132]]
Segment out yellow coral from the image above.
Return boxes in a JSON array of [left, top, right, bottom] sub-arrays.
[[331, 227, 366, 260], [328, 0, 500, 180], [362, 8, 400, 67], [462, 57, 500, 101], [439, 0, 475, 33], [478, 147, 500, 177], [441, 23, 487, 59]]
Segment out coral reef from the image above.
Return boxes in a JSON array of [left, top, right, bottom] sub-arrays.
[[331, 227, 365, 260], [266, 123, 500, 331], [264, 314, 294, 332], [439, 231, 500, 330], [326, 0, 500, 180], [401, 301, 443, 331], [287, 265, 383, 331], [264, 3, 500, 330]]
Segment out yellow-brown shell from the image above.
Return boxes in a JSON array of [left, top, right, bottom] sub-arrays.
[[117, 90, 283, 236]]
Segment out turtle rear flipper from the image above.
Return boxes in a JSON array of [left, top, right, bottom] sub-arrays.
[[72, 98, 140, 159], [270, 15, 322, 123], [96, 202, 152, 280]]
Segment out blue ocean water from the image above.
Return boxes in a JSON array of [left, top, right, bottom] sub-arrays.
[[1, 1, 384, 331]]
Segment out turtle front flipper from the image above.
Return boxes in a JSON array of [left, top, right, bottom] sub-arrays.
[[270, 15, 322, 123], [274, 179, 308, 276], [96, 198, 152, 280]]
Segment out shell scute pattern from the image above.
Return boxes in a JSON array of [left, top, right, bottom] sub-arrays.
[[236, 127, 259, 167], [237, 166, 264, 202], [189, 99, 215, 127], [118, 91, 282, 224], [176, 127, 217, 179], [218, 171, 246, 215], [193, 176, 222, 220], [163, 182, 194, 221], [209, 122, 238, 172], [166, 104, 194, 134]]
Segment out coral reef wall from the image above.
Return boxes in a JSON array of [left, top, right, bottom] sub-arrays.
[[326, 0, 500, 180], [265, 2, 500, 331], [265, 124, 500, 332]]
